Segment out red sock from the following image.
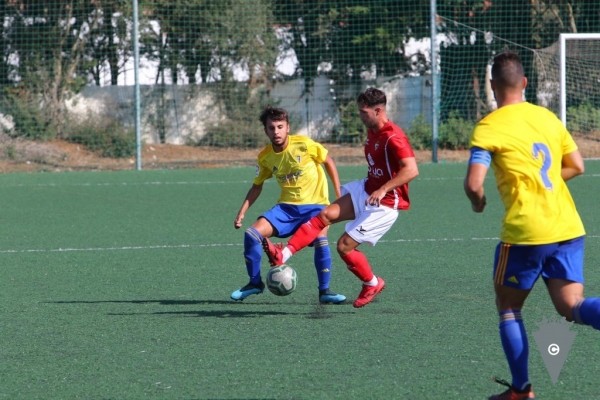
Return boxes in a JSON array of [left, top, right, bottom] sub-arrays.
[[340, 249, 374, 282], [287, 215, 327, 254]]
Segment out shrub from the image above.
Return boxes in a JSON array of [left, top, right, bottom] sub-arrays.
[[66, 114, 136, 158], [329, 100, 366, 145], [567, 103, 600, 135], [438, 110, 474, 150], [406, 114, 432, 150], [199, 118, 270, 148], [1, 88, 57, 140]]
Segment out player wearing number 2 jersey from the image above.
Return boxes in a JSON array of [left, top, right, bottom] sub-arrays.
[[470, 101, 584, 245], [464, 51, 600, 400]]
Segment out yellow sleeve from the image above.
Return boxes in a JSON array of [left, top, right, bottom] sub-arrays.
[[253, 147, 273, 185], [561, 127, 579, 155], [306, 138, 328, 164], [470, 119, 501, 153]]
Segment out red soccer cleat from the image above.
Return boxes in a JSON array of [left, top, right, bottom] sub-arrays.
[[353, 276, 385, 308], [488, 378, 535, 400], [261, 237, 285, 266]]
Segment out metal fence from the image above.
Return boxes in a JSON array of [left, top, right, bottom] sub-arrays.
[[0, 1, 599, 171]]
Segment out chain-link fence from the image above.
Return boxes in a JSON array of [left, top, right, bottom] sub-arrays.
[[0, 1, 599, 171]]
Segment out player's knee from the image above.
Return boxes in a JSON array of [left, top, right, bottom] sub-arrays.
[[319, 209, 333, 224], [553, 296, 584, 322], [244, 227, 262, 244]]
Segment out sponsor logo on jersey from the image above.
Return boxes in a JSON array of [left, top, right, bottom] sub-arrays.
[[367, 153, 375, 166], [277, 170, 303, 184], [368, 166, 384, 177], [297, 156, 301, 163], [375, 142, 379, 150]]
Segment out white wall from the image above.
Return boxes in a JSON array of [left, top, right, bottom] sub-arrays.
[[64, 75, 432, 144]]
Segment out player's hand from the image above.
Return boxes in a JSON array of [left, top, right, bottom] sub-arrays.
[[234, 215, 244, 229], [471, 195, 486, 213], [365, 190, 385, 206]]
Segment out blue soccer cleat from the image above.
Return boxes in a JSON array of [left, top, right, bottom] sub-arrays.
[[230, 281, 265, 301], [319, 289, 346, 304]]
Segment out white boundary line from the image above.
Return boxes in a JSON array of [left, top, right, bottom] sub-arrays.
[[0, 235, 598, 254], [2, 173, 600, 188]]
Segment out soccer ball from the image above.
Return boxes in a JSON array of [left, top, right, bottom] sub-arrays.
[[266, 265, 297, 296]]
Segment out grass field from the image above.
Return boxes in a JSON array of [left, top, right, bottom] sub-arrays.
[[1, 161, 600, 399]]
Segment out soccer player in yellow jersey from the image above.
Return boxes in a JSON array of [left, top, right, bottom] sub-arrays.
[[231, 106, 346, 304], [465, 51, 600, 400]]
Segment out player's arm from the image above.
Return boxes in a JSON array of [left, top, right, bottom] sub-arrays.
[[234, 183, 263, 229], [561, 150, 584, 182], [322, 155, 341, 199], [366, 156, 419, 206], [464, 147, 490, 213]]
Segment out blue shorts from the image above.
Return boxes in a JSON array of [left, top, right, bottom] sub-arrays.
[[261, 204, 326, 238], [493, 236, 585, 290]]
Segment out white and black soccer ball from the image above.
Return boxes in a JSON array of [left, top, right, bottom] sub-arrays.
[[266, 265, 298, 296]]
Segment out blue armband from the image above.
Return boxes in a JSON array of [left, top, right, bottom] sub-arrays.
[[468, 147, 492, 167]]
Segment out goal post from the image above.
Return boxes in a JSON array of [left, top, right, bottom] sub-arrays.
[[559, 33, 600, 127]]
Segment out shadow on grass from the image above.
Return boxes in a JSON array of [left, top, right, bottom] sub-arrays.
[[110, 310, 303, 318], [43, 299, 354, 319], [43, 299, 240, 305]]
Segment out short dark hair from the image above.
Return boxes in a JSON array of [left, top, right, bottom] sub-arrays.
[[259, 106, 289, 127], [357, 87, 387, 108], [491, 51, 525, 89]]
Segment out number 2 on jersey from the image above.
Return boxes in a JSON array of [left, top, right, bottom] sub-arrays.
[[532, 143, 553, 190]]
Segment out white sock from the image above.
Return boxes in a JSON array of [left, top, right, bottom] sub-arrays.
[[364, 276, 378, 287], [282, 247, 292, 263]]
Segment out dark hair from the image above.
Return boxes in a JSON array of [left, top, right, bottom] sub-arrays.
[[259, 106, 289, 127], [357, 87, 387, 108], [491, 51, 525, 89]]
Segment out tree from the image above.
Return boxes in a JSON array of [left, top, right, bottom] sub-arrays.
[[82, 0, 131, 86], [2, 0, 104, 138]]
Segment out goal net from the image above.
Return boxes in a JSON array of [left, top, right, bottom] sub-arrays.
[[535, 34, 600, 158]]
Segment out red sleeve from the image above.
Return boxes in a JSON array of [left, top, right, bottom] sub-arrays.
[[388, 132, 415, 160]]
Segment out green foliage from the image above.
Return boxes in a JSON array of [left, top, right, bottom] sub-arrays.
[[329, 100, 366, 145], [66, 114, 136, 158], [438, 111, 474, 150], [567, 103, 600, 135], [199, 118, 270, 149], [198, 85, 272, 149], [0, 88, 57, 140], [406, 114, 432, 150], [406, 112, 473, 151]]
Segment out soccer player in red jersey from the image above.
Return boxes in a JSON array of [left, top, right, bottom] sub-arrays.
[[263, 88, 419, 308]]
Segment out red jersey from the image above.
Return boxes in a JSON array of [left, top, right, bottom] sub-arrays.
[[363, 121, 415, 210]]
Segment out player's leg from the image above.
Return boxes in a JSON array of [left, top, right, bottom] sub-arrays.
[[231, 217, 274, 301], [313, 226, 346, 304], [543, 236, 600, 329], [262, 193, 355, 266], [338, 204, 398, 308], [489, 243, 542, 400]]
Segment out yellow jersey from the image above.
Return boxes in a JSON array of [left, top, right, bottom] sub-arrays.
[[254, 135, 330, 206], [470, 102, 585, 244]]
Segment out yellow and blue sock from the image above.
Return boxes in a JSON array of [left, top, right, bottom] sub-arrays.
[[312, 237, 331, 291], [243, 227, 263, 285], [499, 310, 530, 391], [573, 297, 600, 329]]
